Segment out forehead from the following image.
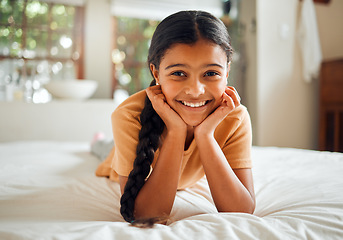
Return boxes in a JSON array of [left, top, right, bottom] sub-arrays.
[[160, 39, 227, 68]]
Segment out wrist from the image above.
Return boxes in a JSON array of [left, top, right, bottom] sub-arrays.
[[194, 129, 215, 144], [165, 127, 187, 141], [194, 126, 214, 139]]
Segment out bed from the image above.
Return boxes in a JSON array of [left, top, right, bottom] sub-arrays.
[[1, 140, 342, 239]]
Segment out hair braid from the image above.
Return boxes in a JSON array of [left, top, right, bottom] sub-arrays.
[[120, 80, 165, 223]]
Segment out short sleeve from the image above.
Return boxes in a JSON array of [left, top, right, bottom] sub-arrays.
[[111, 108, 141, 177], [221, 107, 252, 169]]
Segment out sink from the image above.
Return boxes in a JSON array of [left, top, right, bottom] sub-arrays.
[[44, 79, 98, 100]]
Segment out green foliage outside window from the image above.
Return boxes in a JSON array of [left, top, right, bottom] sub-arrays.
[[0, 0, 83, 102], [113, 17, 159, 95]]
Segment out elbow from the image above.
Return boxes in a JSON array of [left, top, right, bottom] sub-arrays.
[[244, 196, 256, 214], [218, 206, 255, 215], [243, 196, 256, 214], [134, 199, 173, 222], [244, 199, 255, 214], [217, 196, 256, 214], [237, 189, 256, 214]]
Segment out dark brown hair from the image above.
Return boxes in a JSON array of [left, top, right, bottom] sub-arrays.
[[120, 10, 233, 225]]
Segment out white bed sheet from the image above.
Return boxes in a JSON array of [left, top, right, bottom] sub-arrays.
[[0, 141, 342, 239]]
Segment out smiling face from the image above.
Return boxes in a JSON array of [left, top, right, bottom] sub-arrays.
[[150, 38, 229, 127]]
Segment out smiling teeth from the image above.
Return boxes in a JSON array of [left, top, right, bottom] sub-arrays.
[[181, 101, 206, 108]]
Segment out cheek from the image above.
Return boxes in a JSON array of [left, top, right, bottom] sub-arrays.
[[211, 82, 227, 98], [160, 84, 177, 103]]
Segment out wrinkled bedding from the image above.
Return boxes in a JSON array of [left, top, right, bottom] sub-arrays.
[[0, 141, 342, 239]]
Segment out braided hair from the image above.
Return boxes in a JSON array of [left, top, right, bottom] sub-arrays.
[[119, 10, 233, 225], [120, 79, 164, 223]]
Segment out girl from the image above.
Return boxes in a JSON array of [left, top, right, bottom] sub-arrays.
[[96, 10, 255, 225]]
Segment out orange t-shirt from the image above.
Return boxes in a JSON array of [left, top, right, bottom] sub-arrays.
[[96, 90, 252, 189]]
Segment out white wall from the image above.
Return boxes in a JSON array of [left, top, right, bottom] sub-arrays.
[[0, 100, 115, 142], [250, 0, 343, 150], [240, 0, 258, 145], [84, 0, 113, 98]]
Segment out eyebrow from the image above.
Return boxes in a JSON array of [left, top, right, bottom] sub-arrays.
[[165, 64, 188, 70], [165, 63, 224, 70]]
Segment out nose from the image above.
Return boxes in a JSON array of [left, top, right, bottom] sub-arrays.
[[184, 78, 205, 97]]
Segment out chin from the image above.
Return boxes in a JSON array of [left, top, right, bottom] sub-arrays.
[[183, 118, 205, 127]]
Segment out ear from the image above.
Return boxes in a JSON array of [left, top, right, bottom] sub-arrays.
[[150, 63, 160, 85]]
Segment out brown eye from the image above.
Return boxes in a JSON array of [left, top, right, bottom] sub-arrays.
[[172, 71, 186, 77], [205, 71, 219, 77]]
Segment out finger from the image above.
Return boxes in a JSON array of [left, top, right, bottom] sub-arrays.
[[146, 87, 168, 113], [146, 85, 162, 95], [225, 87, 240, 107], [146, 86, 163, 99], [227, 86, 241, 102], [149, 84, 162, 92], [145, 87, 155, 101], [226, 86, 241, 101], [158, 93, 166, 101], [222, 93, 235, 110], [207, 97, 235, 128]]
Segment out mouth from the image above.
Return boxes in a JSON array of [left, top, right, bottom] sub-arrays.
[[179, 100, 211, 108]]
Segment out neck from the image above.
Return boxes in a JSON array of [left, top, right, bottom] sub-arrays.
[[185, 126, 194, 150]]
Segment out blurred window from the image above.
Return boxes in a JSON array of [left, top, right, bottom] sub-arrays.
[[112, 17, 159, 96], [0, 0, 84, 87]]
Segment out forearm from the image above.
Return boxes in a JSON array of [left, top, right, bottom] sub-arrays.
[[195, 134, 255, 213], [134, 130, 185, 219]]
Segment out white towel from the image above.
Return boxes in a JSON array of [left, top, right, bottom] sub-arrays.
[[297, 0, 322, 83]]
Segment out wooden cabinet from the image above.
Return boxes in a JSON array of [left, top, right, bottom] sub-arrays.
[[319, 59, 343, 152]]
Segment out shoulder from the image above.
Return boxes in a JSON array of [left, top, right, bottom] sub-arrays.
[[226, 105, 249, 121], [215, 105, 251, 137], [112, 90, 146, 124]]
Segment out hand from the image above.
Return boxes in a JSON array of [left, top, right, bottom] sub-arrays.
[[146, 85, 187, 133], [194, 86, 241, 138]]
